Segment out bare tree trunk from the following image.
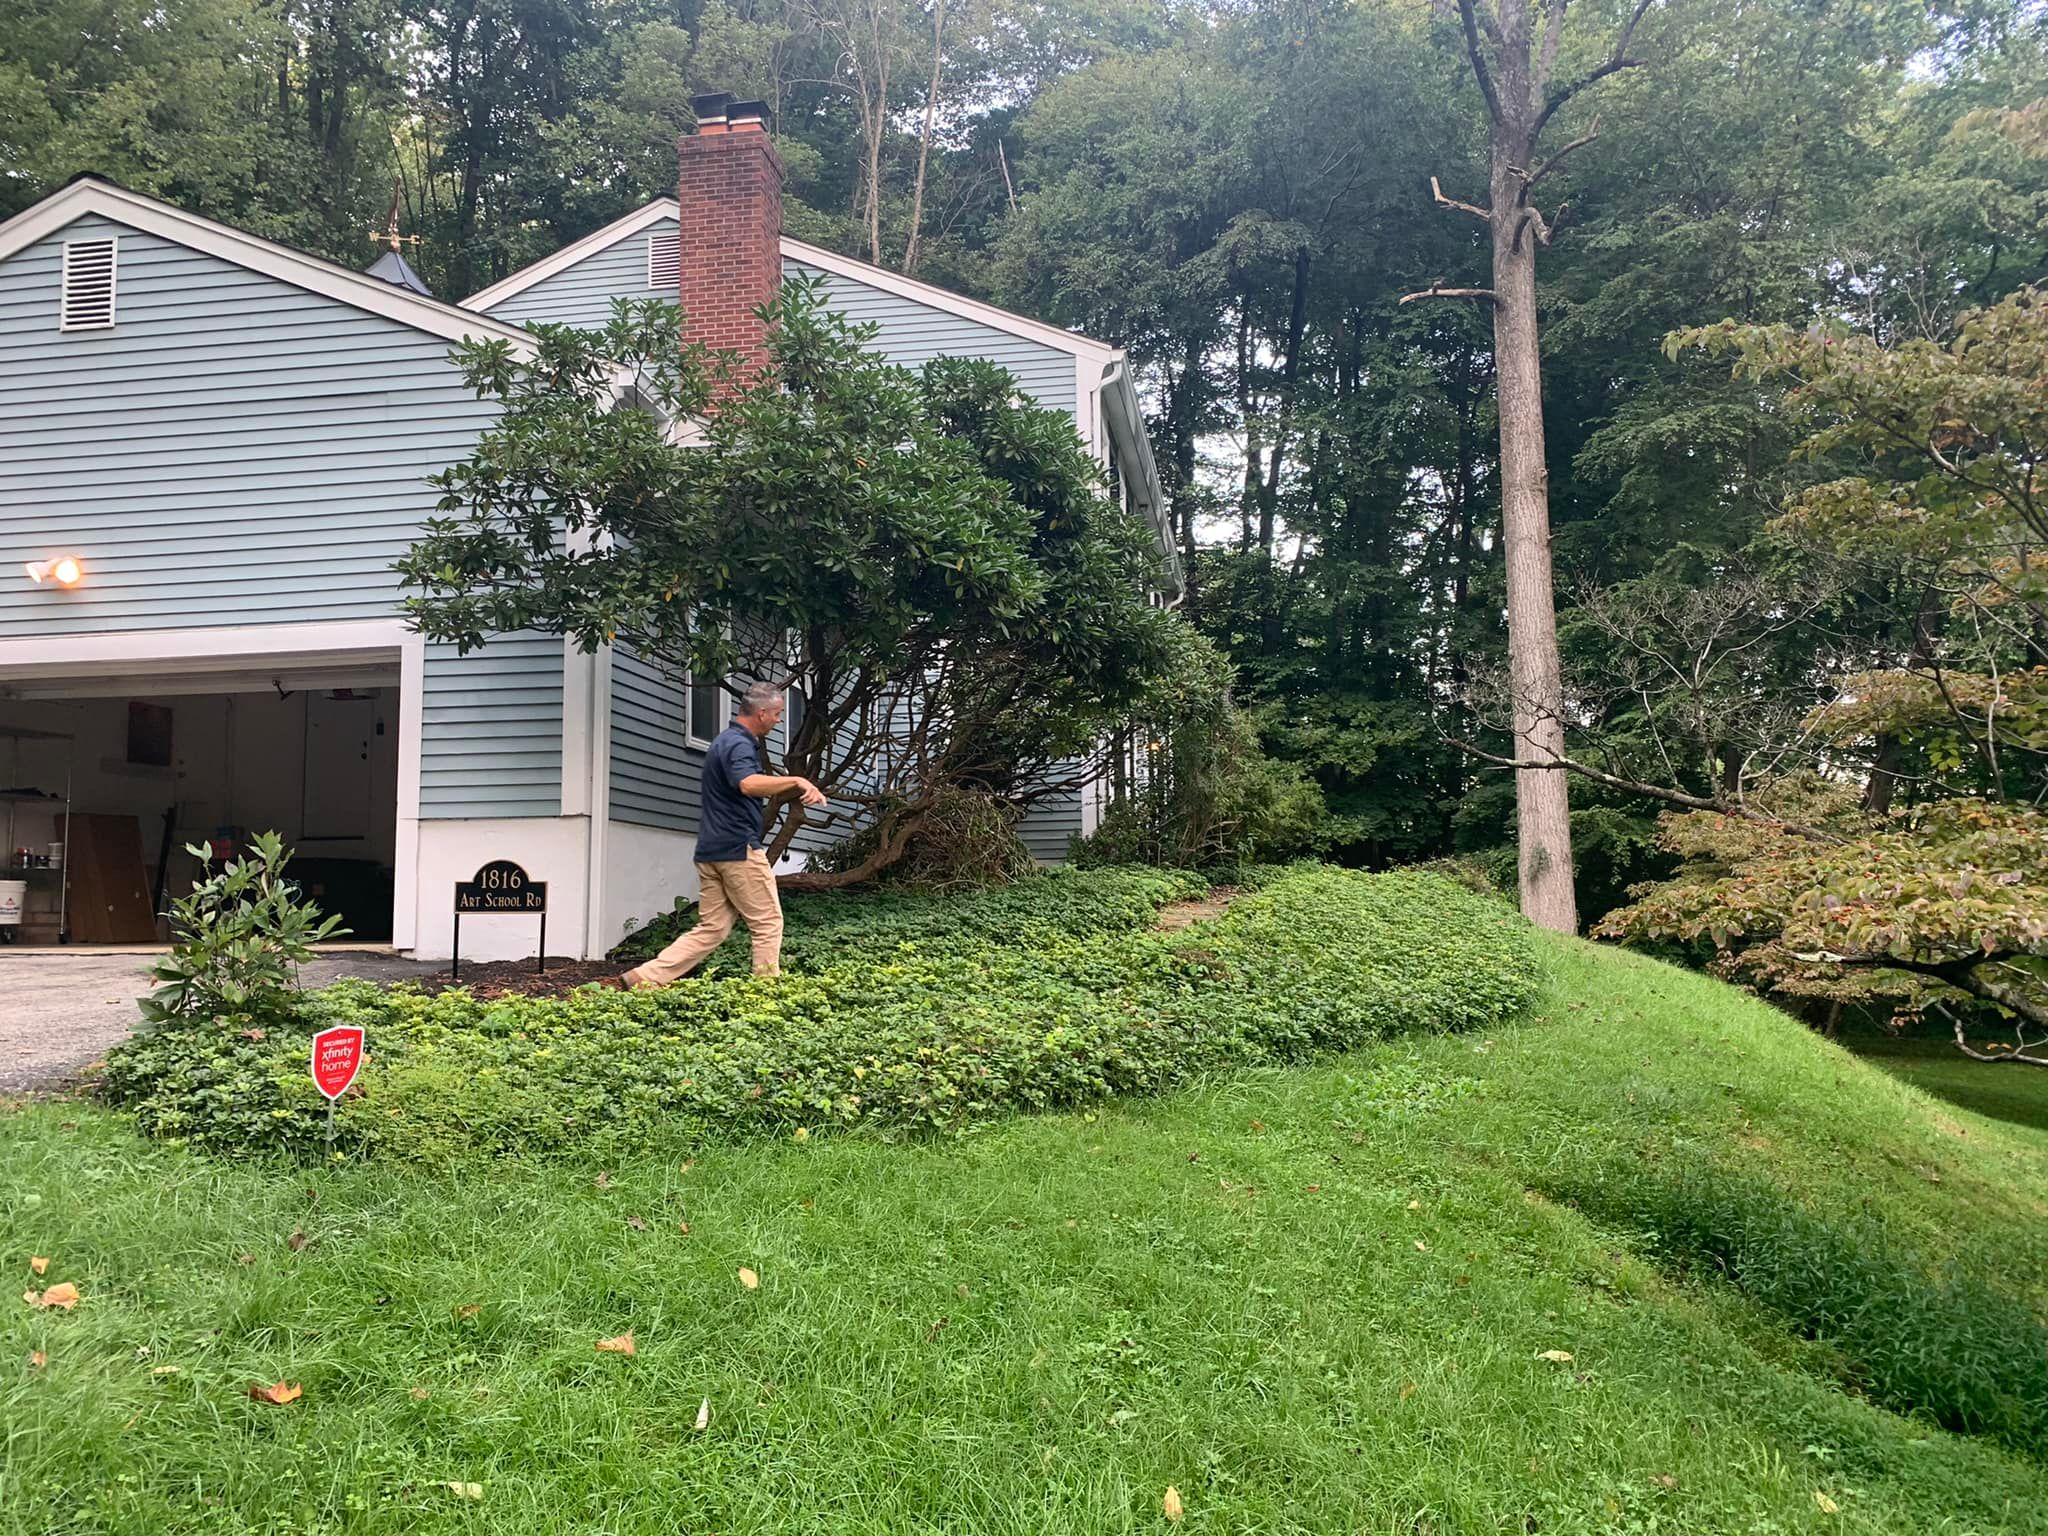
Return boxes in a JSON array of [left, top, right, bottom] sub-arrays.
[[1489, 146, 1577, 933], [902, 0, 946, 276]]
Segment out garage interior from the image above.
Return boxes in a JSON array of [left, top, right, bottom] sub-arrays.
[[0, 664, 400, 946]]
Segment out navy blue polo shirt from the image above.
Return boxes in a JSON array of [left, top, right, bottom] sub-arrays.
[[697, 721, 767, 862]]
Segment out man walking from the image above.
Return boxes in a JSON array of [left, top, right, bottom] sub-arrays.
[[618, 680, 826, 986]]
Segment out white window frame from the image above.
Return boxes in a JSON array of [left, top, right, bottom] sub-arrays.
[[681, 613, 732, 749], [60, 235, 118, 331]]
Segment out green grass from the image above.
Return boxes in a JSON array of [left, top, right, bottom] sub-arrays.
[[6, 934, 2048, 1534], [1845, 1035, 2048, 1134]]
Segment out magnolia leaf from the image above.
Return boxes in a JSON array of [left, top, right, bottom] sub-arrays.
[[25, 1283, 79, 1311], [248, 1381, 302, 1405], [286, 1230, 307, 1252], [454, 1304, 481, 1321], [694, 1397, 712, 1431], [444, 1482, 484, 1501], [595, 1333, 636, 1356], [738, 1266, 760, 1290], [29, 1256, 48, 1276], [1536, 1349, 1574, 1364], [151, 1365, 181, 1377], [1163, 1486, 1185, 1523], [29, 1350, 47, 1369], [1814, 1492, 1839, 1515]]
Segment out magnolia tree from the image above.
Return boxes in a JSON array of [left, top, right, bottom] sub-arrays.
[[399, 283, 1180, 885]]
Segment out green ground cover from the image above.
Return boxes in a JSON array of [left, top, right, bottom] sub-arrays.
[[6, 878, 2047, 1533], [95, 866, 1539, 1163]]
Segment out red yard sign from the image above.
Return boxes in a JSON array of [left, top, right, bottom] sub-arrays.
[[310, 1025, 365, 1101]]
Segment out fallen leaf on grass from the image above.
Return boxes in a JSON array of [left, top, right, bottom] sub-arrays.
[[1399, 1381, 1416, 1401], [693, 1398, 711, 1432], [151, 1365, 181, 1377], [444, 1482, 483, 1501], [286, 1231, 307, 1252], [626, 1215, 648, 1232], [240, 1028, 266, 1042], [248, 1381, 302, 1406], [1406, 1200, 1422, 1211], [454, 1304, 481, 1321], [677, 1221, 691, 1235], [595, 1333, 636, 1356], [29, 1350, 46, 1370], [1163, 1485, 1184, 1523], [1303, 1184, 1322, 1193], [738, 1267, 760, 1290], [236, 1254, 256, 1265], [1652, 1474, 1678, 1489], [1814, 1492, 1839, 1515], [24, 1283, 79, 1310], [1413, 1240, 1430, 1253], [594, 1172, 613, 1190], [29, 1256, 48, 1276], [409, 1387, 431, 1401], [1536, 1350, 1574, 1364]]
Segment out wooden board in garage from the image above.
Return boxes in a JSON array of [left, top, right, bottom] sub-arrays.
[[65, 813, 157, 943]]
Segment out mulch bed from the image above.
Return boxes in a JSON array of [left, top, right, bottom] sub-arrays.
[[419, 958, 627, 1000]]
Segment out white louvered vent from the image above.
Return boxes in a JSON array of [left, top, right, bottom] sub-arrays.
[[647, 229, 681, 290], [61, 236, 118, 331]]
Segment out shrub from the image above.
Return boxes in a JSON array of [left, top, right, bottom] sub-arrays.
[[101, 865, 1539, 1165], [139, 830, 348, 1027], [801, 786, 1037, 893]]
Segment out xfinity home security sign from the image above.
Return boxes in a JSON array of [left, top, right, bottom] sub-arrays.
[[310, 1025, 365, 1100]]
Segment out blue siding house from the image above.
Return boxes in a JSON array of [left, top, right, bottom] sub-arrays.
[[0, 118, 1172, 960]]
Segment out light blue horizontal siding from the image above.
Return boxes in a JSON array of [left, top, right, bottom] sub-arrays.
[[482, 215, 1081, 419], [787, 259, 1077, 417], [609, 645, 705, 834], [0, 213, 562, 819], [1018, 789, 1083, 863], [486, 228, 661, 330]]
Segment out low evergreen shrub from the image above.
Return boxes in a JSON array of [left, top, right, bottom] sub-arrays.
[[99, 866, 1539, 1165]]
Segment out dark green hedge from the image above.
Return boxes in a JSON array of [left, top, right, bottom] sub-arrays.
[[98, 866, 1539, 1165]]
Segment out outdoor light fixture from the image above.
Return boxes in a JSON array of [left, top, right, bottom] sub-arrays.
[[25, 555, 83, 587]]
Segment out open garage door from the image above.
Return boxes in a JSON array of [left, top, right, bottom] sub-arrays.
[[0, 637, 405, 946]]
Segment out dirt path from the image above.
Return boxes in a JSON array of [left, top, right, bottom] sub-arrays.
[[1152, 887, 1240, 933]]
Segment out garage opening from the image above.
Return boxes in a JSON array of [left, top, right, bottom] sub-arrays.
[[1, 665, 401, 947]]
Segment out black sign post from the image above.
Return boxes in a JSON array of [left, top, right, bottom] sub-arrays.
[[451, 859, 548, 979]]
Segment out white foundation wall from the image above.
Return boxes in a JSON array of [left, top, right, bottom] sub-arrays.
[[600, 821, 700, 957], [411, 817, 593, 962]]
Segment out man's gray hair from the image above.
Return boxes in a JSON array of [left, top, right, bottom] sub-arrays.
[[738, 680, 784, 717]]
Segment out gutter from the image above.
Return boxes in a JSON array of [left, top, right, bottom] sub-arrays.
[[1098, 360, 1186, 606]]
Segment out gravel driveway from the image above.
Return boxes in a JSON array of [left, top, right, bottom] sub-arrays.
[[0, 949, 438, 1095]]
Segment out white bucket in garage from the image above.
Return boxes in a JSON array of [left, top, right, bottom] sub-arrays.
[[0, 881, 23, 926]]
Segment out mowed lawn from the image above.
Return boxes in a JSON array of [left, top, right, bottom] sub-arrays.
[[5, 936, 2046, 1535], [1846, 1034, 2048, 1136]]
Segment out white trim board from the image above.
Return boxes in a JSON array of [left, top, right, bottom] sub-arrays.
[[463, 198, 1120, 364], [0, 178, 540, 353]]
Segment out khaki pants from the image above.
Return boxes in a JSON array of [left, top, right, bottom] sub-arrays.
[[626, 848, 784, 985]]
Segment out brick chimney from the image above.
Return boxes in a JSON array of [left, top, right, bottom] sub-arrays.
[[678, 92, 784, 389]]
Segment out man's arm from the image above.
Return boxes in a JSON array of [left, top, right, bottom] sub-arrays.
[[740, 771, 828, 808]]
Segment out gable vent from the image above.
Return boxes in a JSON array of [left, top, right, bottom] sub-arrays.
[[647, 229, 681, 290], [61, 236, 118, 330]]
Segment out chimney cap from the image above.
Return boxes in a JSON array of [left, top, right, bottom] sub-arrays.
[[691, 91, 734, 127], [727, 99, 771, 129]]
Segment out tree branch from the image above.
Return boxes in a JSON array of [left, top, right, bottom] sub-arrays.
[[1455, 0, 1506, 127], [1518, 115, 1600, 189], [1444, 734, 1845, 840], [1531, 0, 1652, 141], [1400, 285, 1499, 304], [1430, 174, 1494, 222]]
